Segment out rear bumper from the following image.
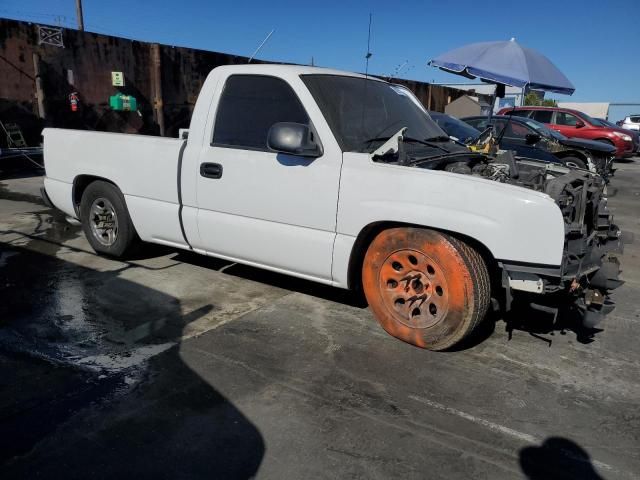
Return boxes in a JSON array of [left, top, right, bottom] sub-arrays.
[[42, 177, 76, 218]]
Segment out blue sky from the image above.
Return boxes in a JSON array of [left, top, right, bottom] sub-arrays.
[[2, 0, 639, 120]]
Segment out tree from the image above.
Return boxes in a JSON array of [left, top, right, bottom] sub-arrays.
[[524, 92, 557, 107]]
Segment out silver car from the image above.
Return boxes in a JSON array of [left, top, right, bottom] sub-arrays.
[[619, 115, 640, 131]]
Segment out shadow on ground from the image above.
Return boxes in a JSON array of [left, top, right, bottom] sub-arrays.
[[174, 250, 367, 307], [0, 239, 265, 478], [502, 298, 605, 347], [520, 437, 604, 479]]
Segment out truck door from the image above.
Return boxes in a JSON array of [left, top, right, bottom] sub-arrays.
[[194, 74, 341, 282]]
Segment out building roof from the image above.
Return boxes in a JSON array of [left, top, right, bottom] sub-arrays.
[[557, 102, 609, 119]]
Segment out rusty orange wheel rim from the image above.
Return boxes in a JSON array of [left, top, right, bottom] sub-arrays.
[[377, 249, 450, 329]]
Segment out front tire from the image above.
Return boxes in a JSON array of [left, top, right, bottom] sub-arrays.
[[561, 156, 587, 169], [362, 228, 490, 351], [80, 180, 138, 257]]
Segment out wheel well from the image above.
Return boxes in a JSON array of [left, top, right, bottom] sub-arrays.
[[72, 175, 118, 215], [555, 150, 587, 161], [346, 222, 499, 292], [594, 138, 615, 146]]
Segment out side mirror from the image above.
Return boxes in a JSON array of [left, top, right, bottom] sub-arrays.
[[525, 133, 541, 145], [267, 122, 323, 157], [575, 120, 585, 128]]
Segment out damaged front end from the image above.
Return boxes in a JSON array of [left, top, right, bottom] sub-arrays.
[[475, 153, 624, 327], [374, 135, 624, 328]]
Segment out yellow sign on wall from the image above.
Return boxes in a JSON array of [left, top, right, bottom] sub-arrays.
[[111, 71, 125, 87]]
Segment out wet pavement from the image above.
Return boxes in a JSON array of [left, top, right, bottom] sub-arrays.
[[1, 162, 639, 479]]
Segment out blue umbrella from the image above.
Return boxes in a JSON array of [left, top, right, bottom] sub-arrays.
[[428, 39, 575, 95]]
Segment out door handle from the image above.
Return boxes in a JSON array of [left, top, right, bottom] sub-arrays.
[[200, 162, 223, 179]]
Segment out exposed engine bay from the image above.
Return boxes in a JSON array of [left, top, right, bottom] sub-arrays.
[[377, 147, 624, 327]]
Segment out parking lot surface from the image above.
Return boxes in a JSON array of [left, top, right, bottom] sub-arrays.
[[1, 160, 639, 479]]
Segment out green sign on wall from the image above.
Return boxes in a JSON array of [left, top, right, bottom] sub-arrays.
[[109, 93, 137, 111]]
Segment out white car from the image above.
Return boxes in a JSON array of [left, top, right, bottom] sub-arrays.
[[619, 115, 640, 132], [41, 65, 622, 350]]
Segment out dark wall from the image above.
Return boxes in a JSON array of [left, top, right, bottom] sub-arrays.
[[0, 17, 476, 147]]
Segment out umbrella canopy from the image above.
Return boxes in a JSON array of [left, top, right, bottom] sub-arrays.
[[429, 39, 575, 95]]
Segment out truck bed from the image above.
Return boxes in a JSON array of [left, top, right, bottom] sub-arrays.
[[43, 128, 188, 248]]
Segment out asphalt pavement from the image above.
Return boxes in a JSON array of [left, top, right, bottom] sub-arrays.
[[1, 159, 639, 479]]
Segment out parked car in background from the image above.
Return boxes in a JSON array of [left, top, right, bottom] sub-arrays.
[[596, 118, 639, 152], [429, 111, 569, 166], [462, 115, 616, 178], [497, 106, 634, 158], [619, 115, 640, 132]]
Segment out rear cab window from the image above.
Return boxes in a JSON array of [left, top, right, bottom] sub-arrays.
[[212, 75, 309, 151]]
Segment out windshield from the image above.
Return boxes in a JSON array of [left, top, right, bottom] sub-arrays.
[[520, 117, 566, 140], [431, 113, 480, 143], [301, 74, 446, 153], [571, 110, 600, 126], [593, 118, 615, 128]]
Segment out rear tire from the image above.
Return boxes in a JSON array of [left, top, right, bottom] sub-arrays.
[[561, 156, 587, 169], [79, 180, 139, 258], [362, 228, 490, 351]]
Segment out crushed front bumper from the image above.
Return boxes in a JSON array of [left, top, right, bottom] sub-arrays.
[[501, 225, 624, 328]]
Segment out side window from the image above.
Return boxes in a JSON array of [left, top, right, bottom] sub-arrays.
[[555, 112, 579, 126], [212, 75, 309, 150], [505, 122, 530, 138], [532, 110, 553, 123], [492, 119, 508, 137], [510, 110, 531, 118], [466, 119, 487, 130]]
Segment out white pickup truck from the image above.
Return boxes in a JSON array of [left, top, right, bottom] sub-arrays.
[[42, 65, 622, 350]]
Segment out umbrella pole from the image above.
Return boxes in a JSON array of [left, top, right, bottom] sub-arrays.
[[488, 87, 497, 122], [487, 82, 506, 122]]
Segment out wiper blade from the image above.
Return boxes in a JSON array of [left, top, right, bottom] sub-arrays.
[[362, 136, 393, 145], [408, 151, 485, 166], [424, 135, 452, 142], [403, 136, 451, 154]]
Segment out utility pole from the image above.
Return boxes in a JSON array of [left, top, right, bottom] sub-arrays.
[[76, 0, 84, 31], [150, 43, 165, 136], [32, 53, 46, 120]]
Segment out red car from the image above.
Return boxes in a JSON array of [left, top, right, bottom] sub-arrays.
[[497, 106, 635, 158]]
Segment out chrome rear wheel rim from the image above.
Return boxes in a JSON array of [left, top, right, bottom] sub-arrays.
[[89, 197, 118, 246]]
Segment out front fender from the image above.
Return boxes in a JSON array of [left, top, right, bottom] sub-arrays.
[[338, 153, 566, 267]]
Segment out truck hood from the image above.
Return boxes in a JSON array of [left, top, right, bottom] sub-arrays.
[[559, 137, 616, 154]]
